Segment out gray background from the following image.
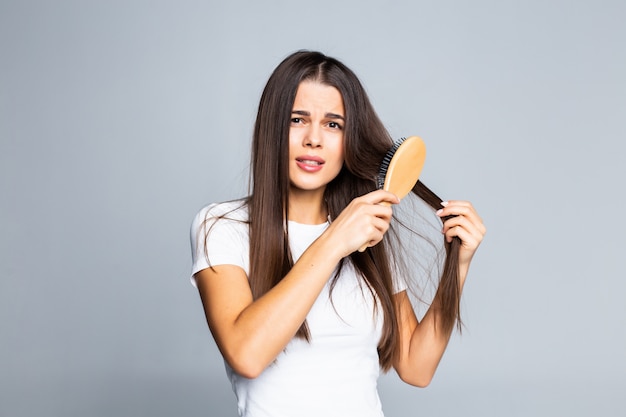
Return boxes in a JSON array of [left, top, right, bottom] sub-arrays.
[[1, 0, 624, 416]]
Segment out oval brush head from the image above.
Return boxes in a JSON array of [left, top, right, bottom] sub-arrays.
[[359, 135, 426, 252], [379, 136, 426, 198]]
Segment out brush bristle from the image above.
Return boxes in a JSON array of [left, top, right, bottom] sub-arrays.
[[377, 137, 407, 189]]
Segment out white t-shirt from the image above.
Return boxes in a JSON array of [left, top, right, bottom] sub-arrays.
[[190, 200, 398, 417]]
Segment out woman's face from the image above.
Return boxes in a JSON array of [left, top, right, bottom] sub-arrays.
[[288, 80, 345, 198]]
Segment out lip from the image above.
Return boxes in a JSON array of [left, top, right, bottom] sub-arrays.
[[295, 155, 325, 172]]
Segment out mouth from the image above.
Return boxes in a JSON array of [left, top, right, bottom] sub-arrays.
[[295, 156, 325, 172], [295, 156, 325, 166]]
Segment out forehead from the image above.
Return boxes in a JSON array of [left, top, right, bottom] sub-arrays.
[[292, 81, 344, 113]]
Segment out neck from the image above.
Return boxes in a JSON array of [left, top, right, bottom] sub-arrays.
[[288, 188, 328, 224]]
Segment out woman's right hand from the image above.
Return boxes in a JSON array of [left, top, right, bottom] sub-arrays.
[[325, 189, 399, 256]]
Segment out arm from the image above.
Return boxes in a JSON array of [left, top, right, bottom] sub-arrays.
[[195, 237, 339, 379], [195, 190, 399, 379], [393, 200, 486, 387]]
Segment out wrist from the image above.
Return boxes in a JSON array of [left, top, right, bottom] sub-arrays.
[[313, 230, 346, 263]]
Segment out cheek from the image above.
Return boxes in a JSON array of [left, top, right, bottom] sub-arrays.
[[334, 140, 345, 165], [288, 135, 299, 157], [336, 151, 345, 166]]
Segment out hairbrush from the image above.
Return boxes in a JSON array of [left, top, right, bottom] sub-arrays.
[[359, 135, 427, 252]]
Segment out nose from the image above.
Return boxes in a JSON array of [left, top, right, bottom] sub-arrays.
[[303, 125, 322, 148]]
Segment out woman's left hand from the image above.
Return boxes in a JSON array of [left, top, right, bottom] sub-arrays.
[[436, 200, 486, 268]]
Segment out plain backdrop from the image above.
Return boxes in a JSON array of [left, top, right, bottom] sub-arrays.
[[1, 1, 624, 416]]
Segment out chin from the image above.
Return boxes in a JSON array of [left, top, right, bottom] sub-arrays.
[[289, 181, 327, 194]]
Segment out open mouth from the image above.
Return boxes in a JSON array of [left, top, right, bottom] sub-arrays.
[[296, 158, 324, 166]]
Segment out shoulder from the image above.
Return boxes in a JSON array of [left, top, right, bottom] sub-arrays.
[[192, 199, 249, 229], [197, 199, 248, 221], [190, 199, 249, 247], [190, 199, 250, 282]]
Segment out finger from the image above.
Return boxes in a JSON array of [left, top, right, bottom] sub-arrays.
[[441, 213, 482, 236], [437, 201, 478, 218], [360, 189, 400, 206], [356, 210, 392, 252], [443, 224, 483, 246], [365, 215, 392, 241], [355, 199, 394, 221], [437, 201, 485, 233], [442, 217, 485, 248], [357, 229, 386, 252], [443, 224, 482, 249]]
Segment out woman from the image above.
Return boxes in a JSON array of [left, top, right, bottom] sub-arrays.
[[190, 50, 486, 417]]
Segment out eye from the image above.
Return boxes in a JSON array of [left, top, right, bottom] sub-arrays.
[[291, 117, 303, 124], [328, 121, 343, 130]]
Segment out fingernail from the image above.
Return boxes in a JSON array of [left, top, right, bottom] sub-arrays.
[[436, 209, 443, 216], [440, 201, 449, 207]]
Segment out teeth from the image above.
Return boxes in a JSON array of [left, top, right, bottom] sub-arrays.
[[299, 159, 322, 166]]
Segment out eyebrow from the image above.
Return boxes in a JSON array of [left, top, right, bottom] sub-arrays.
[[291, 110, 345, 121]]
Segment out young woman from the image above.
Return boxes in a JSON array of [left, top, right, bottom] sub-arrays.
[[190, 50, 486, 417]]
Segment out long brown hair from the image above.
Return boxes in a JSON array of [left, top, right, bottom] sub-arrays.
[[245, 50, 462, 371]]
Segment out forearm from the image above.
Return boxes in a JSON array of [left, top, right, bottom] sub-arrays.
[[396, 199, 484, 386], [400, 298, 456, 386], [396, 264, 470, 387], [202, 191, 400, 378], [214, 233, 343, 377]]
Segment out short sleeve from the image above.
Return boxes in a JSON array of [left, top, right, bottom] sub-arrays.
[[189, 202, 249, 287]]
